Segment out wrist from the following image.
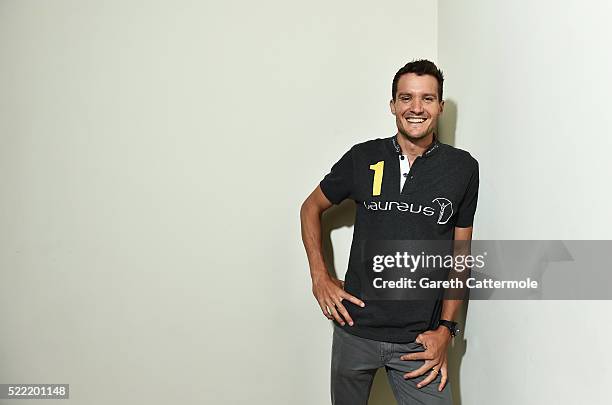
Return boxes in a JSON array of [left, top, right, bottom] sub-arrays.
[[437, 319, 459, 338], [436, 326, 452, 339], [311, 271, 331, 284]]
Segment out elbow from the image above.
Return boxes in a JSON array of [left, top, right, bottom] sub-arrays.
[[300, 197, 312, 220]]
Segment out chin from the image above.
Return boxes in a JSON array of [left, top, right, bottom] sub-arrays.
[[402, 130, 430, 140]]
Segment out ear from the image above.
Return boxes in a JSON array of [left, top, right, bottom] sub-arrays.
[[439, 99, 445, 113], [390, 99, 396, 115]]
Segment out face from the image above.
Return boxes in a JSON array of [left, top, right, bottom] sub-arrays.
[[390, 73, 444, 141]]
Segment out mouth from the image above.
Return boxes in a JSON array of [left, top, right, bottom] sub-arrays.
[[405, 117, 428, 124]]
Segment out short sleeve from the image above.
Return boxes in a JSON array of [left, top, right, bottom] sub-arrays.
[[319, 148, 354, 205], [455, 160, 479, 228]]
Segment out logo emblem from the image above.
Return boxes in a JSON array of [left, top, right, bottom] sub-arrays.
[[432, 197, 453, 224]]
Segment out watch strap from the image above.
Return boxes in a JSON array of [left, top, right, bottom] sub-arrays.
[[438, 319, 459, 337]]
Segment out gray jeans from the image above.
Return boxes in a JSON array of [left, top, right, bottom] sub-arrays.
[[331, 324, 452, 405]]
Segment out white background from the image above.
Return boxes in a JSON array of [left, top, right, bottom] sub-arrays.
[[1, 1, 610, 404]]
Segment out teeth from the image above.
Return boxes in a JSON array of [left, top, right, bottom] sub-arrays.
[[406, 117, 427, 123]]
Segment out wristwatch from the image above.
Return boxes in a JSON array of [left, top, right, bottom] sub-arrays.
[[438, 319, 459, 337]]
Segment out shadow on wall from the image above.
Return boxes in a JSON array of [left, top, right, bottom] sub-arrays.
[[319, 100, 470, 405]]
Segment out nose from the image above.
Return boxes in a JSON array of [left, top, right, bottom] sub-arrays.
[[410, 98, 424, 114]]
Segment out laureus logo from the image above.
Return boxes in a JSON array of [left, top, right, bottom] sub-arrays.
[[431, 197, 453, 225], [363, 197, 454, 225]]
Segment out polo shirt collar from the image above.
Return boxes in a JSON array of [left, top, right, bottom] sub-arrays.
[[388, 133, 441, 158]]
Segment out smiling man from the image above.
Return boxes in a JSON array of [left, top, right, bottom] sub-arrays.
[[300, 60, 479, 405]]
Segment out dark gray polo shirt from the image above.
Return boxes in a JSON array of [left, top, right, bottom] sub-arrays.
[[320, 134, 479, 342]]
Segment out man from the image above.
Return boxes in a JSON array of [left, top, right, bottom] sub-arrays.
[[300, 59, 479, 405]]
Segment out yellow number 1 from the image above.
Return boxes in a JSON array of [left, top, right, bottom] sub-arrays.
[[369, 161, 384, 196]]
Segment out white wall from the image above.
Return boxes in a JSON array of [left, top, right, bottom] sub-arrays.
[[438, 0, 612, 404], [0, 1, 437, 404]]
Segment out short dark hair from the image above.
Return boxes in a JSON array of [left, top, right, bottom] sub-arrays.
[[392, 59, 444, 101]]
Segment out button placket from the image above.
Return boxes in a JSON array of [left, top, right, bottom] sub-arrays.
[[401, 157, 422, 195]]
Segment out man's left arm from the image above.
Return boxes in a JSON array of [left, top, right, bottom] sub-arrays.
[[401, 226, 473, 391]]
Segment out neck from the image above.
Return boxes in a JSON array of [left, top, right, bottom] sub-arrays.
[[396, 132, 435, 157]]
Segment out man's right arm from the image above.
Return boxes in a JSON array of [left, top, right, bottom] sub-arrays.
[[300, 185, 365, 326]]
